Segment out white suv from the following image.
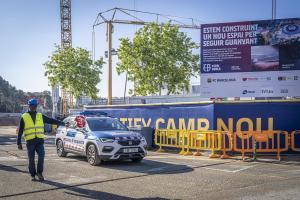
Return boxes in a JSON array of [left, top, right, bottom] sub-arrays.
[[55, 115, 147, 165]]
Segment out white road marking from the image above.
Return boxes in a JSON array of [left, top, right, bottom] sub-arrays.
[[46, 154, 59, 156], [0, 155, 66, 162], [48, 174, 107, 185], [148, 154, 228, 162], [232, 165, 256, 173], [147, 159, 254, 173], [0, 156, 19, 161], [203, 165, 255, 173]]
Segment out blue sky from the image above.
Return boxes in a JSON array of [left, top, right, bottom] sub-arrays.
[[0, 0, 299, 97]]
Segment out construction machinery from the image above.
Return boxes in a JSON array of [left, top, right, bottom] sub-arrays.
[[59, 0, 72, 116]]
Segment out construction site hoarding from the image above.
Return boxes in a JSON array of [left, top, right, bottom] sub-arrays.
[[200, 18, 300, 97], [85, 100, 300, 153]]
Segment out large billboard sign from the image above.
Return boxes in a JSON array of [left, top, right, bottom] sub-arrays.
[[200, 18, 300, 97]]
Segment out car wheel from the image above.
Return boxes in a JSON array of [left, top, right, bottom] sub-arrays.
[[56, 140, 67, 157], [131, 157, 143, 163], [87, 144, 101, 166]]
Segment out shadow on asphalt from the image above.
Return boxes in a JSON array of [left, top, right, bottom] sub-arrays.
[[232, 154, 300, 166], [0, 164, 28, 174], [0, 133, 56, 146], [0, 163, 169, 200], [65, 154, 194, 175], [0, 135, 17, 145], [252, 157, 300, 166], [44, 179, 169, 200]]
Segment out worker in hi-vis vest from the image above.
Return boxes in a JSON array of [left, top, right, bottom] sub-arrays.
[[17, 98, 64, 181]]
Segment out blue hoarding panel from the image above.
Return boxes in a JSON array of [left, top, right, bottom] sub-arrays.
[[89, 103, 214, 130], [214, 102, 300, 132], [215, 102, 300, 152], [87, 101, 300, 153]]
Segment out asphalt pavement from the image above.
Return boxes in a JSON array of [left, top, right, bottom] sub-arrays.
[[0, 126, 300, 200]]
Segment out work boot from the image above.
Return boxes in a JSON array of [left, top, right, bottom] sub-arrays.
[[31, 176, 37, 181], [37, 173, 44, 181]]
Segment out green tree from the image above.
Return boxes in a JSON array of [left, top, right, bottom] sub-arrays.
[[0, 76, 26, 113], [44, 46, 104, 99], [117, 22, 199, 96]]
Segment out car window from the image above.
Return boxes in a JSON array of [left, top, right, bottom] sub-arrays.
[[62, 118, 70, 128], [69, 118, 77, 129], [63, 117, 76, 129], [87, 118, 127, 131], [63, 117, 70, 124]]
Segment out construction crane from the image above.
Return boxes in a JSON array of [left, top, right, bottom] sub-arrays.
[[92, 8, 201, 105], [60, 0, 72, 47], [59, 0, 72, 116]]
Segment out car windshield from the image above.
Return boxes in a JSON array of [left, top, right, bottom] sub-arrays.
[[87, 118, 127, 131]]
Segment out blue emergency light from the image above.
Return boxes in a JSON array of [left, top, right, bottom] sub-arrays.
[[79, 110, 108, 117]]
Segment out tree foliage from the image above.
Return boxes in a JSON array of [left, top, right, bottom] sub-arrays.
[[117, 22, 199, 96], [0, 76, 24, 112], [0, 76, 52, 113], [44, 46, 104, 99]]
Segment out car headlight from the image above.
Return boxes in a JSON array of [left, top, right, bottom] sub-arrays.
[[99, 138, 115, 143]]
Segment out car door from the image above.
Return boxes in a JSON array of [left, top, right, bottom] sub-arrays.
[[73, 130, 86, 153], [73, 116, 88, 153], [64, 117, 78, 151], [59, 117, 71, 150]]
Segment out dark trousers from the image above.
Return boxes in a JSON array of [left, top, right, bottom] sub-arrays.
[[26, 140, 45, 176]]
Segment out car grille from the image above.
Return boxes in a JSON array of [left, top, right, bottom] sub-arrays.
[[115, 147, 144, 154], [118, 139, 141, 146]]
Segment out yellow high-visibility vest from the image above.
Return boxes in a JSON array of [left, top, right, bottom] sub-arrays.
[[22, 113, 45, 141]]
